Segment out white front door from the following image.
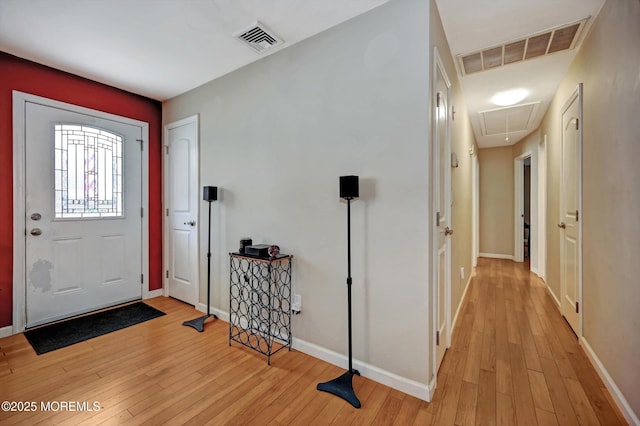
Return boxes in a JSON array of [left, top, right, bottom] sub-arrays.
[[433, 50, 452, 372], [165, 116, 199, 306], [560, 84, 582, 335], [25, 102, 143, 327]]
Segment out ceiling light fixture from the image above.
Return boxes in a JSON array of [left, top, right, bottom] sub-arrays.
[[491, 89, 528, 106]]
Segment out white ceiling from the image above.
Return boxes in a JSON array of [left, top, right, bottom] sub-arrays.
[[0, 0, 389, 101], [436, 0, 606, 148], [1, 0, 605, 147]]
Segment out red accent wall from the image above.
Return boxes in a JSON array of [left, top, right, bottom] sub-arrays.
[[0, 52, 163, 328]]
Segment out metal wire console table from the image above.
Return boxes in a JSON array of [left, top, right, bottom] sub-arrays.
[[228, 252, 293, 364]]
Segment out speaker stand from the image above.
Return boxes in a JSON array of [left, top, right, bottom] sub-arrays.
[[183, 198, 218, 332], [317, 197, 361, 408]]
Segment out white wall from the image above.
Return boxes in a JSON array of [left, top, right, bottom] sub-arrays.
[[164, 0, 433, 393]]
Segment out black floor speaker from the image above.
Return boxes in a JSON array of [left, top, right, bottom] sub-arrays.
[[203, 186, 218, 201], [339, 176, 359, 199]]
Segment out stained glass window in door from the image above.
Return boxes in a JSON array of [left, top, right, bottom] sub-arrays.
[[54, 124, 123, 218]]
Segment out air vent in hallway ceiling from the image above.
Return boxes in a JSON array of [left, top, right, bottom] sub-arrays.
[[236, 22, 283, 53], [458, 18, 589, 76]]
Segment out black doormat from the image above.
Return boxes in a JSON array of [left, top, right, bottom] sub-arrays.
[[24, 302, 165, 355]]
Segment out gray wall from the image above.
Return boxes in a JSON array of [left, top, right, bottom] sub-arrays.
[[164, 0, 433, 388]]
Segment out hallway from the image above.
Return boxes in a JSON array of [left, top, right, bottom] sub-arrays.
[[430, 258, 626, 425]]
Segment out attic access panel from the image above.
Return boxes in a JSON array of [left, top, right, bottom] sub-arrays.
[[479, 102, 541, 136]]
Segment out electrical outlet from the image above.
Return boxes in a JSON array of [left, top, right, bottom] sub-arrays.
[[460, 267, 465, 280], [292, 294, 302, 313]]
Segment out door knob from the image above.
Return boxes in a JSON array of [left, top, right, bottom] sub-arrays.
[[444, 226, 454, 236], [557, 222, 566, 229], [30, 228, 42, 236], [31, 213, 42, 221], [183, 220, 196, 227]]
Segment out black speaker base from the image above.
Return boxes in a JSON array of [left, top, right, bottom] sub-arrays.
[[317, 370, 361, 409], [182, 314, 218, 333]]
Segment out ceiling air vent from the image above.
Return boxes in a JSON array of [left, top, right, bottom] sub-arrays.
[[458, 18, 589, 76], [236, 22, 283, 53]]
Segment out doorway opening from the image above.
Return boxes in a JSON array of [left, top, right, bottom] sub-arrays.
[[513, 150, 538, 271], [523, 156, 531, 269]]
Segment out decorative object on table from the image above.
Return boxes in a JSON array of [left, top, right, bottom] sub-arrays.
[[239, 238, 252, 254], [268, 244, 280, 258], [183, 186, 219, 332], [228, 252, 293, 364], [317, 175, 361, 408], [244, 244, 270, 258]]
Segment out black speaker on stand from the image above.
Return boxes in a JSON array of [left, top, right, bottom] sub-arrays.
[[183, 186, 219, 332], [317, 175, 361, 408]]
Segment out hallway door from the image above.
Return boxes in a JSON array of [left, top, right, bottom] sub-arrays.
[[164, 116, 199, 306], [433, 49, 452, 372], [560, 84, 582, 335]]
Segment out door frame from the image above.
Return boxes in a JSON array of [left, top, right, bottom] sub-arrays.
[[472, 151, 479, 267], [513, 150, 538, 272], [162, 115, 200, 305], [560, 83, 583, 336], [538, 135, 547, 281], [431, 46, 452, 382], [12, 91, 150, 334]]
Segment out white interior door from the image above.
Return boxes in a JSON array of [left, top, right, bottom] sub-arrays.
[[25, 102, 143, 327], [433, 50, 452, 372], [165, 116, 199, 306], [560, 85, 582, 335]]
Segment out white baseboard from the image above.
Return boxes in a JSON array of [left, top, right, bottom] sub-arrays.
[[479, 253, 513, 260], [580, 337, 639, 426], [428, 374, 437, 398], [143, 289, 164, 299], [292, 338, 431, 402], [196, 304, 431, 403], [0, 326, 13, 339], [546, 284, 561, 308], [196, 303, 230, 323], [451, 273, 473, 337]]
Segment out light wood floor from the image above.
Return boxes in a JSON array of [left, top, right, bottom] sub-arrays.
[[0, 258, 626, 425]]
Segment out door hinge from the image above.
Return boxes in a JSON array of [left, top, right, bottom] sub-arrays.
[[436, 92, 441, 108], [166, 270, 169, 279], [165, 145, 169, 155], [575, 118, 579, 130], [141, 274, 144, 284], [436, 211, 440, 227], [141, 207, 144, 218], [576, 301, 579, 313], [436, 331, 440, 346], [137, 138, 144, 151], [166, 208, 169, 217], [575, 210, 579, 222]]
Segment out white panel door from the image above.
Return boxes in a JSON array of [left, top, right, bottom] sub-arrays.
[[560, 85, 582, 335], [165, 117, 199, 305], [25, 102, 143, 327], [433, 51, 452, 372]]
